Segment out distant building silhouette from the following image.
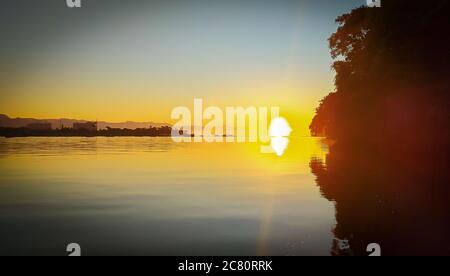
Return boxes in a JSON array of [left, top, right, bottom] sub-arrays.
[[26, 122, 52, 130], [73, 122, 97, 131]]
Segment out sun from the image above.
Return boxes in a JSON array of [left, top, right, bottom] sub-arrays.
[[269, 117, 292, 138], [269, 117, 292, 157]]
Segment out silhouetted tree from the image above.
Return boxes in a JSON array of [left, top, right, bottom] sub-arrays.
[[310, 0, 450, 146], [308, 0, 450, 256]]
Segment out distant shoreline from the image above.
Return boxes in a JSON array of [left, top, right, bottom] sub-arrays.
[[0, 127, 173, 138], [0, 135, 173, 138]]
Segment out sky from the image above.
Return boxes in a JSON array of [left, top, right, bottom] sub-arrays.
[[0, 0, 365, 135]]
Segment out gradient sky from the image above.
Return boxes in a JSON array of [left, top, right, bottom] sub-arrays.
[[0, 0, 365, 135]]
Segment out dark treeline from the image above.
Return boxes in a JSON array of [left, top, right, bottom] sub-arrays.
[[308, 0, 450, 255], [310, 0, 450, 147], [0, 126, 172, 138]]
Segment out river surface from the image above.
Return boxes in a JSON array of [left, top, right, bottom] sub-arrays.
[[0, 137, 336, 256]]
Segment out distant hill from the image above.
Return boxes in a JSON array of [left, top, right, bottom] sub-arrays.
[[0, 114, 169, 129]]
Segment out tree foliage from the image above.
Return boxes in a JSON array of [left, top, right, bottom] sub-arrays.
[[310, 0, 450, 144]]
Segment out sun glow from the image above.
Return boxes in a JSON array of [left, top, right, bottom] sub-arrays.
[[269, 117, 292, 157]]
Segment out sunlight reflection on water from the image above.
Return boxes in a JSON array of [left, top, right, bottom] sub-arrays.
[[0, 137, 334, 256]]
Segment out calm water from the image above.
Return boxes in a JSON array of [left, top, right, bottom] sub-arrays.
[[0, 137, 335, 256]]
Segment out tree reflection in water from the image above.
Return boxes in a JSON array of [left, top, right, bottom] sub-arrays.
[[311, 142, 450, 256]]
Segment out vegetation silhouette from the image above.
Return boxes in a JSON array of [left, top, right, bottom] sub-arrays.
[[309, 0, 450, 256], [310, 0, 450, 146]]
